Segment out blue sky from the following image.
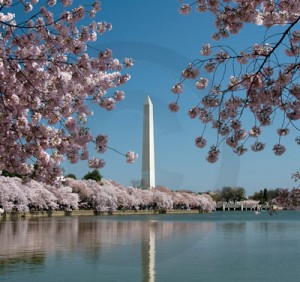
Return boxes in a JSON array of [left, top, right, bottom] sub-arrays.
[[63, 0, 300, 195]]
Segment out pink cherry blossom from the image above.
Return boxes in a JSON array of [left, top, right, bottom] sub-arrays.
[[95, 135, 108, 153], [195, 77, 209, 89], [277, 128, 290, 136], [114, 91, 125, 101], [249, 126, 262, 137], [178, 4, 192, 15], [237, 52, 248, 64], [171, 83, 183, 94], [93, 1, 101, 11], [195, 136, 207, 148], [226, 135, 238, 147], [126, 151, 138, 164], [48, 0, 57, 7], [230, 120, 241, 130], [188, 107, 200, 119], [124, 58, 134, 68], [215, 50, 230, 63], [234, 129, 247, 141], [62, 0, 72, 7], [24, 3, 33, 12], [251, 141, 266, 152], [168, 102, 180, 112], [204, 61, 216, 73], [234, 145, 248, 156], [99, 98, 116, 111], [182, 65, 199, 79], [206, 146, 220, 163], [263, 66, 274, 77], [272, 144, 286, 156], [219, 125, 230, 136], [201, 44, 212, 56], [196, 0, 207, 12], [88, 158, 105, 169]]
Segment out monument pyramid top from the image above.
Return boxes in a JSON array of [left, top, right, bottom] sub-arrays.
[[144, 95, 152, 105]]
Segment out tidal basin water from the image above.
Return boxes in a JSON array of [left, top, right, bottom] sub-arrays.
[[1, 211, 300, 282]]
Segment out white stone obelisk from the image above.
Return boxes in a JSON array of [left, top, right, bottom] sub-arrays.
[[142, 96, 155, 189]]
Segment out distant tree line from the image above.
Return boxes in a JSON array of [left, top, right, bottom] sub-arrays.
[[249, 188, 281, 204], [210, 186, 246, 203], [209, 186, 285, 206]]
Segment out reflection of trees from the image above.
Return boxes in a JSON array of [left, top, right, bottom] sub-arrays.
[[255, 222, 292, 237], [0, 253, 45, 274], [221, 223, 247, 233], [0, 216, 214, 277], [0, 219, 48, 272]]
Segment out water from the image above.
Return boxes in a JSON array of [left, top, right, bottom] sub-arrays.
[[1, 211, 300, 282]]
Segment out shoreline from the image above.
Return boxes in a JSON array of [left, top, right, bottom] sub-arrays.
[[0, 207, 285, 220], [0, 209, 207, 219]]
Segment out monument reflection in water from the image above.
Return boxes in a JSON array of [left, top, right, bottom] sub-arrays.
[[2, 212, 300, 282], [142, 222, 156, 282], [0, 216, 212, 282]]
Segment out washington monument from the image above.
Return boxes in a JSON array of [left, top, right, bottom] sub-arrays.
[[141, 96, 155, 189]]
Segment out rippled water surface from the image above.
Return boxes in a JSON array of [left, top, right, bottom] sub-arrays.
[[1, 211, 300, 282]]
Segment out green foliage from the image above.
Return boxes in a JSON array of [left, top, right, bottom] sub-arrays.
[[267, 189, 281, 201], [83, 170, 102, 182], [1, 170, 22, 178], [251, 191, 263, 203], [250, 188, 281, 204], [65, 173, 77, 179], [208, 192, 222, 202], [263, 188, 268, 202], [219, 186, 246, 203]]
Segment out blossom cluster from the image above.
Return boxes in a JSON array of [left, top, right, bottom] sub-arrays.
[[172, 0, 300, 162], [0, 176, 216, 213], [0, 1, 136, 184]]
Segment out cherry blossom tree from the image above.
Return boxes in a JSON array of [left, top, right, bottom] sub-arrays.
[[196, 193, 216, 211], [23, 179, 58, 210], [45, 184, 79, 210], [123, 187, 137, 209], [0, 1, 136, 184], [85, 179, 118, 211], [65, 178, 94, 209], [153, 189, 173, 210], [273, 188, 300, 209], [0, 176, 28, 212], [172, 1, 300, 162], [171, 192, 189, 209]]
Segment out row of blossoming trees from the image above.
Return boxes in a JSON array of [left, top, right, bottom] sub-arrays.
[[0, 176, 216, 213]]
